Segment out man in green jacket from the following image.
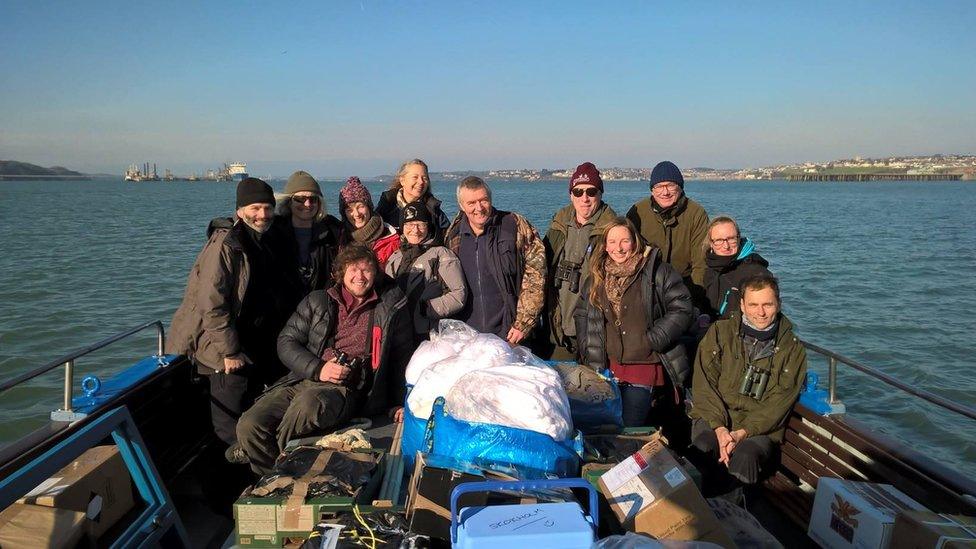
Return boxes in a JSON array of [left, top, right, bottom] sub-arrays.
[[626, 161, 709, 309], [537, 162, 617, 359], [689, 274, 806, 494]]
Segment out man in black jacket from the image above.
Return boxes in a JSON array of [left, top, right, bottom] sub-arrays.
[[233, 245, 412, 475]]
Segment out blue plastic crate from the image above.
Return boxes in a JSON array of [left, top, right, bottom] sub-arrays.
[[451, 479, 597, 549]]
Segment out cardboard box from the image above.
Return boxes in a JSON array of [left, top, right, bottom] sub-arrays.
[[890, 511, 976, 549], [406, 453, 489, 541], [807, 478, 927, 549], [18, 444, 135, 540], [234, 449, 385, 547], [596, 435, 734, 548], [0, 503, 88, 549], [584, 430, 658, 464]]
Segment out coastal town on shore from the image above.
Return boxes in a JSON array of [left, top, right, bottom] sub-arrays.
[[464, 153, 976, 182], [3, 153, 976, 182]]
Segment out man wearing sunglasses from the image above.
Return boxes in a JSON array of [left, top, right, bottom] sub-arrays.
[[626, 161, 710, 311], [275, 170, 342, 295], [536, 162, 617, 360]]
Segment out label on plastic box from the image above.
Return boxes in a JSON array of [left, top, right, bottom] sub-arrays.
[[276, 504, 314, 532], [237, 505, 277, 535]]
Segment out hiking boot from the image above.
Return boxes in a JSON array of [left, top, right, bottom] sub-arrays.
[[224, 443, 250, 465]]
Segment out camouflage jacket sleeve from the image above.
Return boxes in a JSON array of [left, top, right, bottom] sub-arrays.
[[513, 214, 547, 333]]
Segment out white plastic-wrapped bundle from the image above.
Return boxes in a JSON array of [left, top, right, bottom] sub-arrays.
[[445, 365, 574, 441], [406, 356, 497, 419], [457, 333, 516, 364], [404, 320, 481, 385], [511, 345, 549, 367], [405, 338, 457, 386], [434, 319, 480, 352]]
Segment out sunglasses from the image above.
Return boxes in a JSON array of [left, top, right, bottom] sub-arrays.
[[571, 187, 600, 198], [294, 195, 321, 204]]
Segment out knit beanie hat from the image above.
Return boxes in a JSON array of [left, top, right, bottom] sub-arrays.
[[339, 176, 373, 210], [649, 161, 684, 189], [400, 200, 432, 228], [284, 170, 322, 196], [236, 177, 275, 208], [570, 162, 604, 192]]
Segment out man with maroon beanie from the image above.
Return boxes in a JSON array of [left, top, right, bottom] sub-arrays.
[[536, 162, 617, 359], [231, 245, 412, 475]]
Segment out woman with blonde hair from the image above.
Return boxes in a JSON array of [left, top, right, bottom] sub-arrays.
[[575, 217, 693, 428], [375, 158, 450, 242]]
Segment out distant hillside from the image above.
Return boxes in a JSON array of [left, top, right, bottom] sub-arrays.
[[0, 160, 89, 179]]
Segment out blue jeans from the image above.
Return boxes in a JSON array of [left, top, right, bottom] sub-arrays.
[[620, 384, 655, 427]]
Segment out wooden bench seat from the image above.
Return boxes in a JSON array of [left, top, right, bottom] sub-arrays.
[[764, 402, 976, 531]]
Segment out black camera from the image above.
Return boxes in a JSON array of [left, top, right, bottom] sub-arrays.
[[332, 349, 369, 390], [738, 363, 771, 400], [554, 260, 583, 294]]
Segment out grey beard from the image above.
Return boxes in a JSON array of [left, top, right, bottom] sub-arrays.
[[242, 217, 272, 234]]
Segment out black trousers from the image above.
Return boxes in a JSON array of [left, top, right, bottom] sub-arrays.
[[205, 368, 265, 446], [689, 417, 774, 495], [237, 380, 355, 476]]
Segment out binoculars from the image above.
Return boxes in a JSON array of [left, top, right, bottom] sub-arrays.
[[333, 349, 369, 390], [739, 363, 771, 400], [554, 260, 583, 294]]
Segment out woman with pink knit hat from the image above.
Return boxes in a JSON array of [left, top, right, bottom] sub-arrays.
[[338, 177, 400, 269]]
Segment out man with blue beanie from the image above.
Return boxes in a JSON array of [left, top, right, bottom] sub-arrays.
[[626, 161, 710, 310]]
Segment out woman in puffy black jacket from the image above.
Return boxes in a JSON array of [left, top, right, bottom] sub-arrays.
[[575, 217, 693, 427]]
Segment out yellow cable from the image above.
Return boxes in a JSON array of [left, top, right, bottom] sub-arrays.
[[352, 504, 378, 549]]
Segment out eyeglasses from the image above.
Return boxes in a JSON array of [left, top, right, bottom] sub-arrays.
[[710, 236, 739, 246], [571, 187, 600, 198], [293, 195, 321, 204], [652, 183, 680, 194]]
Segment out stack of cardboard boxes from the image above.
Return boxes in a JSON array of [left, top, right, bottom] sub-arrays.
[[0, 445, 135, 548], [808, 477, 976, 549]]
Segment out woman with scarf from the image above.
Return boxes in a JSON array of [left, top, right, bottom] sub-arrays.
[[338, 177, 400, 269], [375, 159, 451, 243], [575, 218, 693, 428], [384, 201, 467, 342], [702, 216, 772, 321]]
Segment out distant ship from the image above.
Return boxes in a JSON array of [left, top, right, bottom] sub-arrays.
[[123, 162, 160, 182], [227, 162, 248, 182]]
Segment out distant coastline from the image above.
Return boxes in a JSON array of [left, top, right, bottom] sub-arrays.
[[0, 160, 90, 181], [4, 153, 975, 182]]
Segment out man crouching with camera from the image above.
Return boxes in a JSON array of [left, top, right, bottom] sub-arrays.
[[233, 244, 412, 476], [688, 274, 806, 496]]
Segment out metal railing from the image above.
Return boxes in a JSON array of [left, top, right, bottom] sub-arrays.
[[0, 320, 165, 417], [801, 339, 976, 422]]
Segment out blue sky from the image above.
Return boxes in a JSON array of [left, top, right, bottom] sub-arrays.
[[2, 1, 974, 176]]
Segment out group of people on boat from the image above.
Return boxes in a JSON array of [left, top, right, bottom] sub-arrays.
[[167, 158, 806, 495]]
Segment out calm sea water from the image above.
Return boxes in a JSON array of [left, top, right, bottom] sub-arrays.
[[1, 178, 974, 476]]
